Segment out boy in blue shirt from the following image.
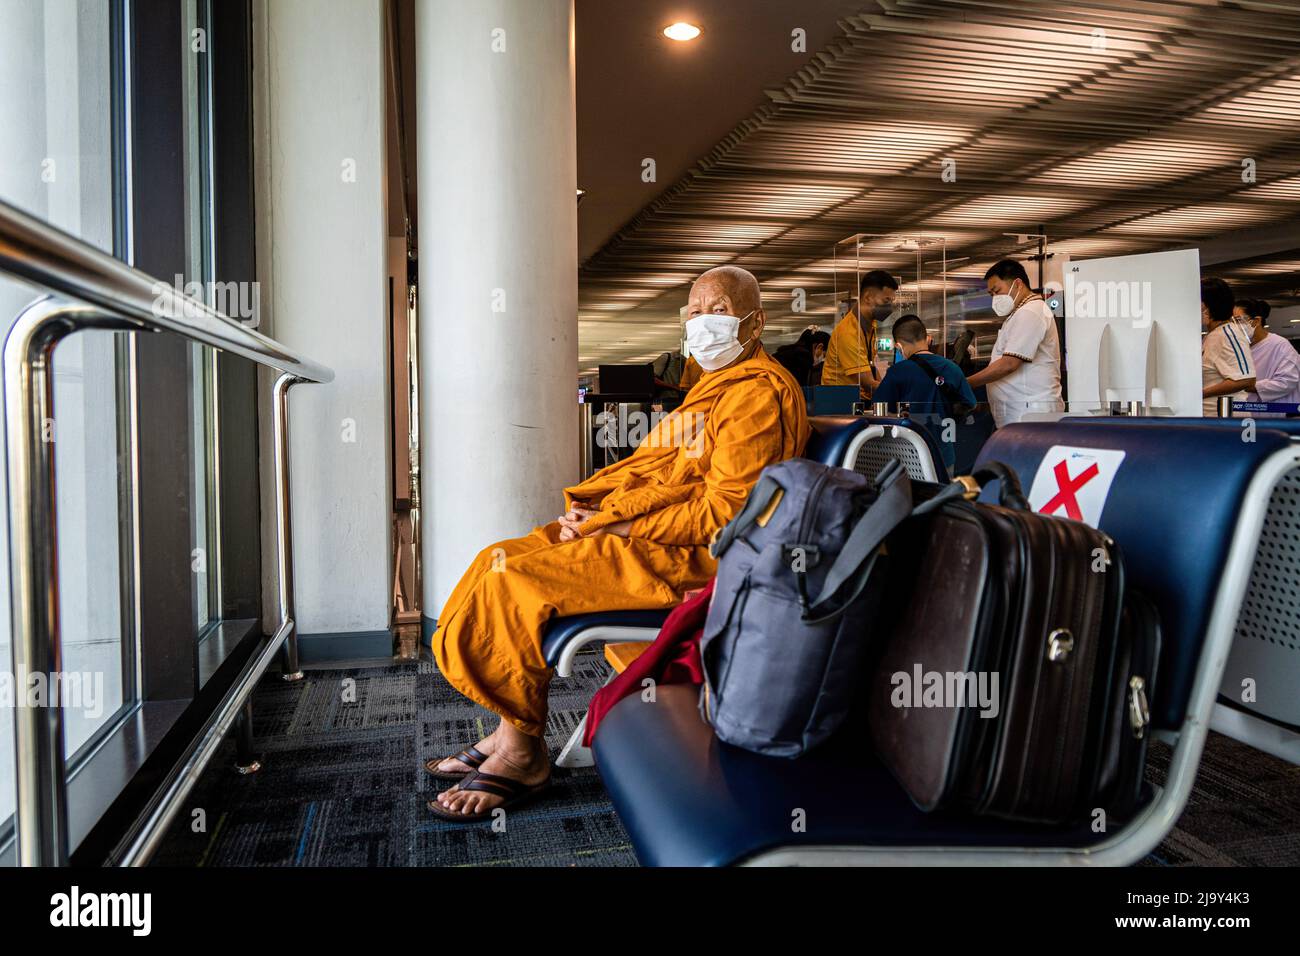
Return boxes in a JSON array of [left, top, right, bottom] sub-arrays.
[[872, 315, 976, 473]]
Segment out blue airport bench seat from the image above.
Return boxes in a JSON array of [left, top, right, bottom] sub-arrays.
[[541, 609, 672, 675], [1063, 415, 1300, 764], [594, 685, 1111, 867], [591, 420, 1300, 865], [549, 414, 944, 767]]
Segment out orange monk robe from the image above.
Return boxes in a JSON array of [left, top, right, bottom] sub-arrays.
[[678, 355, 703, 392], [820, 311, 878, 390], [431, 346, 810, 735]]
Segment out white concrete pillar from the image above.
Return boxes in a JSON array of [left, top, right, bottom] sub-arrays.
[[252, 0, 393, 636], [416, 0, 578, 621]]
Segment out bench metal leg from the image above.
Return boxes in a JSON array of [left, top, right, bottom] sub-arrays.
[[233, 701, 262, 775], [556, 711, 592, 768], [555, 670, 615, 769]]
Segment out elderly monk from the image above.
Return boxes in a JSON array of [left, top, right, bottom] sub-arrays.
[[428, 266, 810, 821]]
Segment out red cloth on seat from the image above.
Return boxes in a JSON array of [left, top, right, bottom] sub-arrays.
[[582, 580, 713, 746]]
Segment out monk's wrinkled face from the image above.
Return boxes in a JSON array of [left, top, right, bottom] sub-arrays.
[[687, 278, 765, 346]]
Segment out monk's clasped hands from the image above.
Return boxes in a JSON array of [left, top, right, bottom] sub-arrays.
[[556, 505, 632, 542], [558, 504, 599, 541]]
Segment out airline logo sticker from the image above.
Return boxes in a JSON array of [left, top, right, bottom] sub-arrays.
[[1026, 445, 1127, 528]]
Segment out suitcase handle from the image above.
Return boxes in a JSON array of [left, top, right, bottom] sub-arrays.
[[913, 460, 1031, 515], [969, 461, 1031, 510]]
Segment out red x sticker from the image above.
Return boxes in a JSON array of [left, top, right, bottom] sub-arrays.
[[1027, 446, 1127, 528]]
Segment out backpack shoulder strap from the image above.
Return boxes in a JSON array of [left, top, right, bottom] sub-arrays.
[[805, 461, 912, 616], [909, 352, 971, 413], [710, 473, 786, 559]]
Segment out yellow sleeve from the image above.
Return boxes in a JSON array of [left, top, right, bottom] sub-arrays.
[[626, 381, 786, 546]]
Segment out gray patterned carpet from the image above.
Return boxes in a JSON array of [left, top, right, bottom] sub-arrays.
[[150, 655, 1300, 867], [1142, 734, 1300, 866], [150, 652, 634, 867]]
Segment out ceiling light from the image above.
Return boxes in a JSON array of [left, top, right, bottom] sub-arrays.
[[663, 22, 701, 42]]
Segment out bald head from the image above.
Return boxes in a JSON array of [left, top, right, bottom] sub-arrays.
[[685, 266, 767, 370], [690, 266, 762, 317]]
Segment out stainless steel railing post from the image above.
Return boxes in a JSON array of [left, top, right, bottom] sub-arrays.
[[272, 372, 304, 680], [4, 297, 138, 866]]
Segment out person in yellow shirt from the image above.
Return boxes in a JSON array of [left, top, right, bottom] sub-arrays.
[[427, 265, 810, 821], [821, 269, 899, 397]]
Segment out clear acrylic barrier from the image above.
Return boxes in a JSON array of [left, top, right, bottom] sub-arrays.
[[830, 233, 950, 390]]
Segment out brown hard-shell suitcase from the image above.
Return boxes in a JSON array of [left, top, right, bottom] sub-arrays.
[[868, 463, 1158, 826]]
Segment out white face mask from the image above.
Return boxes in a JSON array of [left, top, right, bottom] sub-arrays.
[[685, 310, 756, 371], [991, 280, 1023, 317]]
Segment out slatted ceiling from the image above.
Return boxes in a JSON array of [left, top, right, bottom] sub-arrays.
[[1205, 74, 1300, 126], [1045, 236, 1154, 257], [1032, 138, 1245, 188], [893, 0, 1294, 38], [928, 195, 1092, 225], [1229, 258, 1300, 279], [576, 1, 1300, 375], [673, 183, 863, 218], [644, 222, 790, 246], [1244, 175, 1300, 202], [726, 120, 977, 171], [1106, 202, 1285, 236]]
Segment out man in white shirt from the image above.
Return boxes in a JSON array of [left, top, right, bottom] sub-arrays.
[[966, 259, 1064, 427], [1200, 277, 1256, 417]]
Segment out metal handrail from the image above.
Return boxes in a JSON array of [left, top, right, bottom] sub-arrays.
[[1, 198, 334, 866], [0, 199, 332, 384]]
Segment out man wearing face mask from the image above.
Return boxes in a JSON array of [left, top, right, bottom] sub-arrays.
[[821, 270, 899, 395], [966, 259, 1063, 427], [427, 266, 809, 822]]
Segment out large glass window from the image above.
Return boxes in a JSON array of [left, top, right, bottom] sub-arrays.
[[184, 0, 221, 634], [0, 0, 130, 826]]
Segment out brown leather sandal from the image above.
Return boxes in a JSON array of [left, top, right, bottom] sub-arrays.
[[425, 769, 551, 823], [423, 744, 489, 782]]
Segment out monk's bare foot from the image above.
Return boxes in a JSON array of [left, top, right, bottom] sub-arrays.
[[431, 725, 499, 775], [435, 734, 549, 816]]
